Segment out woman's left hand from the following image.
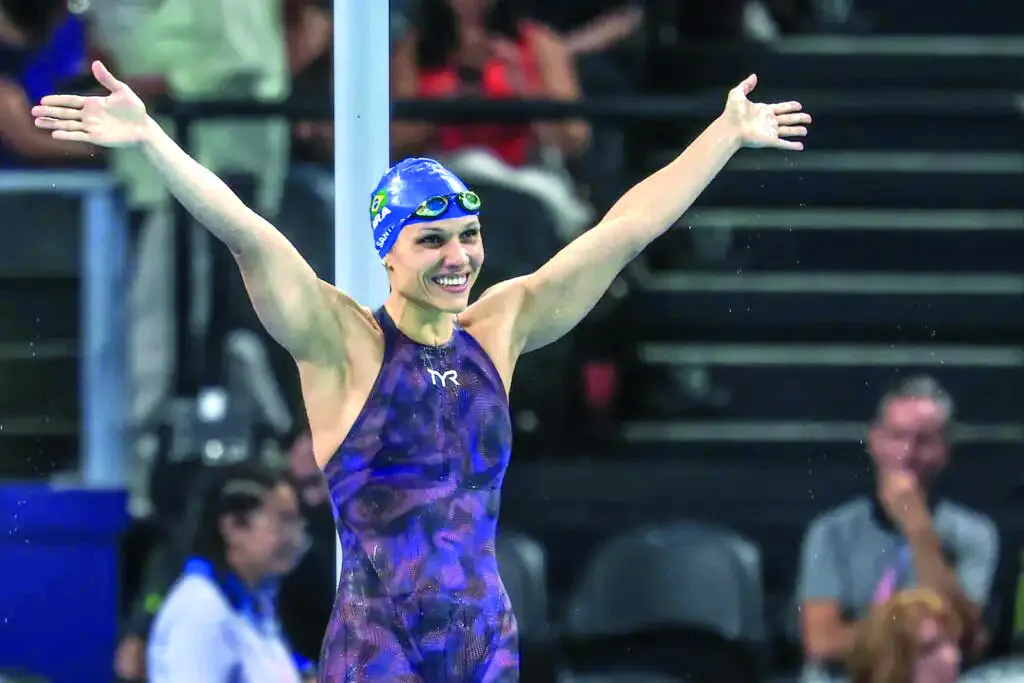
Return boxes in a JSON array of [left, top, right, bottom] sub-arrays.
[[723, 74, 812, 151]]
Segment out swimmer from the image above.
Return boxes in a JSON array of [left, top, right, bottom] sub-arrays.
[[34, 61, 810, 682]]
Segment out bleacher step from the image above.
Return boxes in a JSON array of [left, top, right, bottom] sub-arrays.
[[0, 344, 79, 419], [634, 342, 1024, 421], [651, 91, 1021, 153], [632, 271, 1024, 331], [657, 208, 1024, 272], [668, 37, 1024, 90], [0, 417, 78, 479], [696, 151, 1024, 209], [618, 420, 1024, 471], [0, 194, 82, 277], [0, 277, 79, 343], [624, 419, 1024, 443]]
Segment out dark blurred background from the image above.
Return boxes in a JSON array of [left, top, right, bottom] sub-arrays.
[[0, 0, 1021, 681]]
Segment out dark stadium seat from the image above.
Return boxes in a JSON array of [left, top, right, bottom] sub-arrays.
[[561, 520, 767, 683], [496, 531, 550, 639], [496, 531, 558, 682]]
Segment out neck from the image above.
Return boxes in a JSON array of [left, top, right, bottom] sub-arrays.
[[224, 550, 262, 590], [384, 293, 456, 346]]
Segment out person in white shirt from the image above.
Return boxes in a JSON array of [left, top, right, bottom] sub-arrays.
[[147, 463, 312, 683]]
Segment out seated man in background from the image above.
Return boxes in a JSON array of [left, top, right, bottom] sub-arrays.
[[797, 376, 999, 682]]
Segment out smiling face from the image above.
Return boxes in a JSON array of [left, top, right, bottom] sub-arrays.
[[383, 215, 485, 313]]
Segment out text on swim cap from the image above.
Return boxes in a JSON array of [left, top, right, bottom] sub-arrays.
[[372, 206, 391, 231]]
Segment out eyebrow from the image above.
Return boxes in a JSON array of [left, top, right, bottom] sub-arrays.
[[417, 221, 481, 235]]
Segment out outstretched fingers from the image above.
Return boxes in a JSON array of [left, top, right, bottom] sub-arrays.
[[35, 117, 87, 133], [32, 105, 82, 121], [39, 94, 85, 109], [777, 112, 812, 126], [771, 101, 804, 115], [775, 107, 810, 149], [50, 130, 92, 143], [773, 138, 804, 151]]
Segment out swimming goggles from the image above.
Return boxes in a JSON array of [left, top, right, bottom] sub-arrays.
[[412, 191, 482, 219]]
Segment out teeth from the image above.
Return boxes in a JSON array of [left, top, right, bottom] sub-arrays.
[[434, 275, 468, 286]]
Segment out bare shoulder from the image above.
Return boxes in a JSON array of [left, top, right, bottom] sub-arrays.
[[463, 276, 530, 321], [460, 277, 531, 388], [292, 280, 384, 376]]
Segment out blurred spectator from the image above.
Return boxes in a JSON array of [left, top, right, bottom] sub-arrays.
[[392, 0, 594, 241], [551, 2, 644, 59], [521, 0, 639, 213], [276, 429, 337, 664], [525, 0, 642, 75], [90, 0, 290, 214], [19, 10, 85, 103], [286, 0, 335, 165], [797, 376, 999, 682], [0, 0, 99, 165], [146, 463, 312, 683], [85, 0, 293, 509], [116, 428, 327, 681], [847, 588, 962, 683]]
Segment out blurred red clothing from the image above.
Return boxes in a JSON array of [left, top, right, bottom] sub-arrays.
[[416, 23, 544, 167]]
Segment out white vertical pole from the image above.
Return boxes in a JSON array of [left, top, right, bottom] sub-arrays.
[[332, 0, 391, 589], [81, 187, 128, 487]]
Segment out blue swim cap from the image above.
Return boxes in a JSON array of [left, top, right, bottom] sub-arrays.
[[369, 158, 479, 259]]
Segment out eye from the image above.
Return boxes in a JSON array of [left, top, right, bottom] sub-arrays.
[[460, 228, 480, 241], [418, 235, 444, 247]]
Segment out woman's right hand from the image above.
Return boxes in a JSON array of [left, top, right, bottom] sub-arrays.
[[32, 60, 151, 148]]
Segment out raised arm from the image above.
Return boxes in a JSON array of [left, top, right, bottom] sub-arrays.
[[484, 75, 810, 355], [33, 61, 343, 365]]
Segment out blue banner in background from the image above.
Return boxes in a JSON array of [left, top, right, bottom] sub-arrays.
[[0, 486, 128, 683]]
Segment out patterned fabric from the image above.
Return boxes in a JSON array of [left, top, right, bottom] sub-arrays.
[[319, 308, 519, 682]]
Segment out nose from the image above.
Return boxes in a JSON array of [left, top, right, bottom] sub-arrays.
[[441, 241, 469, 268]]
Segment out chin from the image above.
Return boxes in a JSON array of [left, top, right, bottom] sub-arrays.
[[432, 292, 472, 313]]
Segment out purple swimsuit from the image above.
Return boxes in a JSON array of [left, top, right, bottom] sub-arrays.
[[318, 307, 519, 682]]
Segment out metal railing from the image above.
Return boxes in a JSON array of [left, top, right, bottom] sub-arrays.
[[0, 171, 128, 487]]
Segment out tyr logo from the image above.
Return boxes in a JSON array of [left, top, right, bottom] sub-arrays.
[[427, 369, 459, 388]]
